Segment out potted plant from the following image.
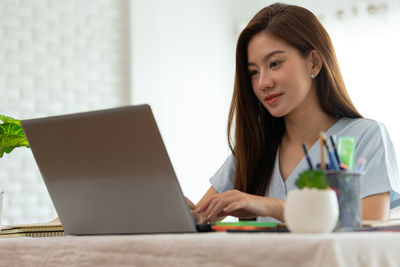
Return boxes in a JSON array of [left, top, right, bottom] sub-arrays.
[[0, 115, 29, 158], [284, 170, 339, 233], [0, 115, 29, 225]]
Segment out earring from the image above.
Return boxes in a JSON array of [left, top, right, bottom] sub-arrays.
[[311, 73, 316, 79]]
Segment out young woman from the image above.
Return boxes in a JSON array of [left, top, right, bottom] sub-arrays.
[[188, 3, 400, 223]]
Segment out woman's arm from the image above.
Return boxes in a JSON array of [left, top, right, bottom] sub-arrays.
[[192, 188, 390, 223], [362, 192, 390, 220]]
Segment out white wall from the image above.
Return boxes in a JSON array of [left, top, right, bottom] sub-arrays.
[[0, 0, 130, 224], [131, 0, 236, 202]]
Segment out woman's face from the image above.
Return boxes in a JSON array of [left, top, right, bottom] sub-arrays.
[[247, 31, 316, 118]]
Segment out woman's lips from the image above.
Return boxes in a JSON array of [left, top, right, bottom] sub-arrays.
[[265, 93, 283, 104]]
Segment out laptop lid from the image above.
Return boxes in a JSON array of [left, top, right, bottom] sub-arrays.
[[21, 105, 197, 235]]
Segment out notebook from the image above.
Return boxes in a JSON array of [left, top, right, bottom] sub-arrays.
[[21, 105, 202, 235], [0, 221, 65, 238]]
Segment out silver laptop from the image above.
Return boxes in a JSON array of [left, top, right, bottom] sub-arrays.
[[21, 105, 201, 235]]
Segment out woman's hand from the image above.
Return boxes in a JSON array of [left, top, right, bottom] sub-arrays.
[[185, 196, 196, 210], [198, 190, 285, 222], [185, 196, 208, 223]]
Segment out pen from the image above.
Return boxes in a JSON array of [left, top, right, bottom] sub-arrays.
[[320, 132, 326, 171], [330, 135, 341, 165], [302, 143, 314, 170], [322, 134, 340, 170]]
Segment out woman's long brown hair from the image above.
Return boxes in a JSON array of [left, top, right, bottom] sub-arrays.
[[228, 3, 362, 196]]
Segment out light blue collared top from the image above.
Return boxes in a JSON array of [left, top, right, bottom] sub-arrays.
[[210, 117, 400, 222]]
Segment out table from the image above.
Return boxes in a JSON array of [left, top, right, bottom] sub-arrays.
[[0, 232, 399, 267]]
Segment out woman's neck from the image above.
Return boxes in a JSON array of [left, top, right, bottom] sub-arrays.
[[283, 103, 338, 147]]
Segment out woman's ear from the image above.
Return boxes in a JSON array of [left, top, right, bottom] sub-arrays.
[[308, 50, 322, 78]]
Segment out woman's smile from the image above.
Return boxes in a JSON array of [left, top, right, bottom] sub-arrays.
[[265, 93, 283, 104]]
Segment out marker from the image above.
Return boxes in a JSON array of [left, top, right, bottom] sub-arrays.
[[302, 143, 314, 170], [338, 136, 356, 171]]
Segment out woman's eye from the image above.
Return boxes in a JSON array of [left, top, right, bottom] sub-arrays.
[[248, 70, 258, 77], [270, 61, 281, 69]]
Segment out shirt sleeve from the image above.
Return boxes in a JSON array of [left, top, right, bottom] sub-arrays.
[[355, 121, 400, 199], [209, 154, 235, 193]]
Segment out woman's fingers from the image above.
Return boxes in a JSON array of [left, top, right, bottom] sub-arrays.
[[196, 213, 208, 224], [205, 191, 244, 221], [184, 196, 210, 223], [203, 194, 220, 216], [204, 193, 231, 219], [192, 210, 208, 224], [184, 196, 196, 210], [223, 200, 244, 214]]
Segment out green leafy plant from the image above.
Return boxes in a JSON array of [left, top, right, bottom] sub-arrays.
[[295, 169, 328, 190], [0, 115, 29, 158]]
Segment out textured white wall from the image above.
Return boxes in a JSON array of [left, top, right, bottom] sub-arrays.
[[0, 0, 130, 224]]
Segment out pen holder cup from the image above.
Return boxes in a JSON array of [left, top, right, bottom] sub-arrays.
[[325, 171, 362, 230]]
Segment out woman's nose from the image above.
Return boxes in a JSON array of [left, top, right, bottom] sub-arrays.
[[258, 70, 274, 90]]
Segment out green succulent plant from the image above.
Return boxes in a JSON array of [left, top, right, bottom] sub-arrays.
[[0, 115, 29, 158], [295, 169, 328, 190]]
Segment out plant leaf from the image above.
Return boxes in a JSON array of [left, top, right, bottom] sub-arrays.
[[295, 169, 328, 190], [0, 116, 29, 158], [0, 115, 21, 125]]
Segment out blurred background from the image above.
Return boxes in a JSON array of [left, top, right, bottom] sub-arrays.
[[0, 0, 399, 225]]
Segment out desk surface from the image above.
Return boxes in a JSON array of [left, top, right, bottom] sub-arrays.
[[1, 232, 399, 267]]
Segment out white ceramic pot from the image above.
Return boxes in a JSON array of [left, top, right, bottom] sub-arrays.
[[284, 188, 339, 233]]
